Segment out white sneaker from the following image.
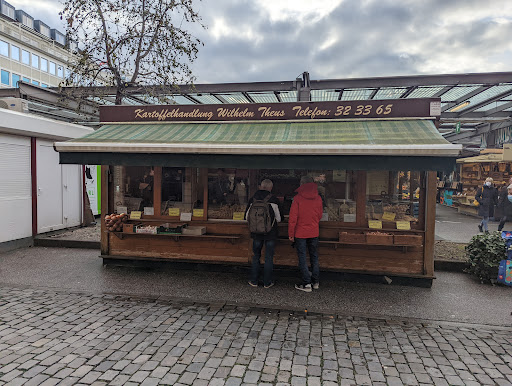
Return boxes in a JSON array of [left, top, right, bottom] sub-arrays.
[[312, 283, 319, 290], [295, 283, 312, 292]]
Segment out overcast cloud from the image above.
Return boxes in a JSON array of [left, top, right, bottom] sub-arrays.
[[10, 0, 512, 83]]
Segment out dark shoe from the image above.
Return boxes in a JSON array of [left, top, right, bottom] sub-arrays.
[[248, 281, 258, 287], [485, 230, 489, 234], [264, 282, 274, 289], [295, 283, 312, 292], [478, 224, 483, 232], [312, 282, 319, 290]]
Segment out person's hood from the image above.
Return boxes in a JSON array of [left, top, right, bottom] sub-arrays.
[[253, 190, 271, 200], [295, 182, 319, 199]]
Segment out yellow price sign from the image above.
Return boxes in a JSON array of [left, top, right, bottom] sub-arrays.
[[193, 209, 204, 217], [130, 211, 142, 220], [382, 212, 396, 221], [368, 220, 382, 229], [168, 208, 180, 216], [396, 221, 411, 230], [233, 212, 245, 220]]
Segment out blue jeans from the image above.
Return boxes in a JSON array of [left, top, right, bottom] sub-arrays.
[[481, 216, 489, 231], [250, 239, 275, 286], [296, 237, 319, 285]]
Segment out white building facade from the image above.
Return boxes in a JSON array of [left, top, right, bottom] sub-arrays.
[[0, 108, 93, 251], [0, 0, 72, 89]]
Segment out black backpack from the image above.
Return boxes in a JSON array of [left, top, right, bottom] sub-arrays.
[[247, 195, 274, 234]]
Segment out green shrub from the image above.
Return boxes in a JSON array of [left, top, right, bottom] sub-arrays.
[[465, 231, 506, 284]]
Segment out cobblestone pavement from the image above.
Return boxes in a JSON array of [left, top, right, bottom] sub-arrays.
[[0, 286, 511, 386]]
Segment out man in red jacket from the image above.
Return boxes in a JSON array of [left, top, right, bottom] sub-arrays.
[[288, 175, 324, 292]]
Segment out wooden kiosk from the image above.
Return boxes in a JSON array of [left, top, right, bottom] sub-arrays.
[[56, 98, 460, 285]]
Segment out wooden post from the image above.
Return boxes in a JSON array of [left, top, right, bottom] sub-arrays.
[[418, 172, 426, 230], [423, 171, 437, 276], [100, 165, 109, 256], [153, 166, 162, 216], [201, 168, 208, 220], [356, 170, 367, 227]]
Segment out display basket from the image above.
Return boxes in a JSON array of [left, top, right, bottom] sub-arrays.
[[365, 232, 393, 245], [339, 232, 366, 244], [393, 234, 423, 246]]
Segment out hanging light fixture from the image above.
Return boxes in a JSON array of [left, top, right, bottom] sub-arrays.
[[449, 100, 471, 112]]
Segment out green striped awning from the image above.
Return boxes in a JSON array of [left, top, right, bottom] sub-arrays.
[[67, 119, 450, 146], [55, 120, 461, 171]]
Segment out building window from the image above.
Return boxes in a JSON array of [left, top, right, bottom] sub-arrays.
[[31, 54, 39, 69], [22, 77, 29, 83], [31, 80, 39, 86], [40, 58, 48, 72], [1, 70, 9, 85], [57, 65, 63, 77], [49, 61, 56, 75], [0, 40, 8, 57], [21, 50, 29, 65], [11, 45, 19, 61], [12, 73, 20, 87]]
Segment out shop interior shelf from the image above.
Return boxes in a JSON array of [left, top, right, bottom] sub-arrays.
[[111, 232, 241, 244]]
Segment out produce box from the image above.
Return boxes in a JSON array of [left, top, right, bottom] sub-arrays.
[[181, 226, 206, 235], [123, 223, 136, 233], [339, 232, 366, 244], [393, 234, 422, 245], [135, 225, 158, 234], [365, 232, 393, 245], [158, 223, 186, 234]]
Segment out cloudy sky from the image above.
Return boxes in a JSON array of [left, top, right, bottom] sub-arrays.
[[10, 0, 512, 83]]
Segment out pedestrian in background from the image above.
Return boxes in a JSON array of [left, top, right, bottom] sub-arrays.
[[288, 175, 323, 292], [498, 184, 512, 232], [476, 177, 498, 233]]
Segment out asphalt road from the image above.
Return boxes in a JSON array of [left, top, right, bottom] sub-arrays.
[[0, 246, 510, 328], [435, 204, 501, 243]]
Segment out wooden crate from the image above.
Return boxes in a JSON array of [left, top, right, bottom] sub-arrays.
[[365, 233, 393, 245], [123, 224, 135, 233], [339, 232, 366, 244], [394, 234, 423, 246]]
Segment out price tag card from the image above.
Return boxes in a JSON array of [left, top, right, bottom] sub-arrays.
[[168, 208, 180, 216], [180, 212, 192, 221], [382, 212, 396, 221], [368, 220, 382, 229], [343, 213, 356, 222], [143, 207, 154, 216], [116, 206, 127, 214], [233, 212, 245, 220], [193, 209, 204, 217], [130, 211, 142, 220], [396, 221, 411, 230]]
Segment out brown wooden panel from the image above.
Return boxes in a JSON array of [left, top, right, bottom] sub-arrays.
[[423, 171, 437, 276], [101, 165, 109, 255]]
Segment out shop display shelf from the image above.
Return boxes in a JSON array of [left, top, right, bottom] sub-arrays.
[[111, 231, 241, 244]]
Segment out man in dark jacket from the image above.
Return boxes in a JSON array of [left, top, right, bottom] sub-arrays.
[[246, 179, 281, 288], [288, 176, 324, 292], [498, 184, 512, 231], [476, 177, 498, 233]]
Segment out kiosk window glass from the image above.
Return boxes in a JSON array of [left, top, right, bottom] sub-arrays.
[[366, 170, 421, 225], [256, 169, 357, 222], [207, 168, 250, 219], [112, 166, 154, 214], [159, 167, 203, 216]]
